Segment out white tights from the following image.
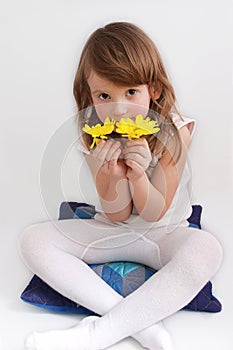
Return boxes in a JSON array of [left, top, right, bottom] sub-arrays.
[[19, 218, 223, 350]]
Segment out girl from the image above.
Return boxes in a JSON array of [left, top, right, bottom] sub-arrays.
[[20, 22, 223, 350]]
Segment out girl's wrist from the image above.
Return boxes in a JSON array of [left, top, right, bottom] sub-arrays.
[[126, 170, 147, 183], [100, 177, 132, 218]]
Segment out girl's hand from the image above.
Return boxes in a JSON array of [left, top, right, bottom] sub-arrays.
[[91, 140, 127, 179], [123, 138, 152, 181], [107, 158, 128, 179]]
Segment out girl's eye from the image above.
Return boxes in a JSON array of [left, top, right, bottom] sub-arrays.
[[99, 93, 110, 100], [127, 89, 137, 96]]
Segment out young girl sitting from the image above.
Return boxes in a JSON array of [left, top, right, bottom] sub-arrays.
[[20, 22, 223, 350]]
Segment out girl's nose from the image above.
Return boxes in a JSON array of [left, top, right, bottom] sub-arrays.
[[112, 102, 128, 120]]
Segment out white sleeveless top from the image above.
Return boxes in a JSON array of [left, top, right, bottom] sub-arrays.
[[76, 113, 196, 230]]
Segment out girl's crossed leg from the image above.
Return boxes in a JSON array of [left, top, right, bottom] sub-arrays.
[[19, 218, 223, 350]]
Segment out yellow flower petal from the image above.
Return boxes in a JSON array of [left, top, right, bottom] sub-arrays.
[[82, 117, 115, 149], [135, 114, 160, 134], [115, 115, 160, 139], [90, 138, 96, 149]]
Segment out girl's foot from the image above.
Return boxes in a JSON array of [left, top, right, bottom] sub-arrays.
[[133, 321, 174, 350], [25, 316, 99, 350], [25, 316, 173, 350]]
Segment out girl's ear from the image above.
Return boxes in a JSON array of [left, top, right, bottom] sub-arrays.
[[149, 83, 163, 100]]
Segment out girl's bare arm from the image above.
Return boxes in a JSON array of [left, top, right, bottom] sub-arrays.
[[84, 141, 133, 222], [128, 126, 191, 222]]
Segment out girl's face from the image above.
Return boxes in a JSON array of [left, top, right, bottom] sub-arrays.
[[87, 71, 152, 122]]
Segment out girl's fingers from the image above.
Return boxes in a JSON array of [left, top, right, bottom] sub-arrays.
[[125, 158, 137, 167], [92, 140, 106, 158], [112, 147, 122, 159], [125, 159, 142, 173], [108, 148, 121, 166], [93, 140, 106, 154], [126, 138, 148, 147], [125, 159, 145, 180], [124, 152, 145, 167], [105, 141, 121, 162], [124, 146, 148, 158], [93, 141, 113, 164]]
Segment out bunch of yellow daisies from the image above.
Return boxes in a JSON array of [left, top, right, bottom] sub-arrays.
[[82, 114, 160, 149]]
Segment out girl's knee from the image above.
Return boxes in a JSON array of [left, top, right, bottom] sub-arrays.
[[196, 230, 222, 265], [19, 222, 54, 263], [185, 230, 223, 279]]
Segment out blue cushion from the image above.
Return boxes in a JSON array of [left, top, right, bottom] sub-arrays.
[[21, 203, 222, 314]]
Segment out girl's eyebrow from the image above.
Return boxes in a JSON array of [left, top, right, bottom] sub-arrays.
[[91, 86, 140, 94], [91, 89, 108, 94], [91, 89, 106, 94]]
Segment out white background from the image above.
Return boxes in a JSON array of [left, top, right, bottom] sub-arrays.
[[0, 0, 232, 349]]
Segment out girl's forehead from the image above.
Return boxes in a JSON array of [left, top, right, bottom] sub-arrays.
[[88, 71, 121, 89], [87, 71, 141, 90]]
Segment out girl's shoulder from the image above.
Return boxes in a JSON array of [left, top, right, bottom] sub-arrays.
[[171, 113, 196, 139], [148, 113, 196, 170]]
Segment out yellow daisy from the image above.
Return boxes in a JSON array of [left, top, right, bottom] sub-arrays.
[[115, 114, 160, 139], [82, 117, 115, 149], [115, 117, 137, 139]]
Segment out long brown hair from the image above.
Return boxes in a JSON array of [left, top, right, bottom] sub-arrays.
[[73, 22, 182, 160]]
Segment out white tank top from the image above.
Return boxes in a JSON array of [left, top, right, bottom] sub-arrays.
[[77, 113, 196, 230]]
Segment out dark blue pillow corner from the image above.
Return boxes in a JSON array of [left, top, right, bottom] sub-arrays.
[[187, 204, 202, 229], [184, 281, 222, 313], [21, 203, 222, 314]]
